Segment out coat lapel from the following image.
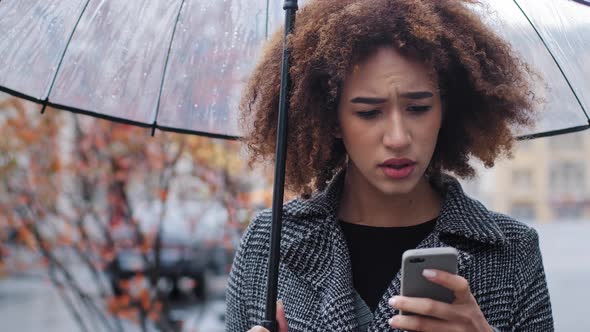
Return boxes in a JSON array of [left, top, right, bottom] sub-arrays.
[[281, 170, 359, 330], [280, 213, 359, 331]]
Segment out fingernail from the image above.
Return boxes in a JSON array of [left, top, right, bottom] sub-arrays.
[[388, 296, 398, 307], [422, 269, 437, 278], [388, 317, 394, 326], [277, 299, 284, 307]]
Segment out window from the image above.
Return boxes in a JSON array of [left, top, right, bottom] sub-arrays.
[[512, 169, 533, 192], [509, 202, 536, 221], [549, 161, 587, 196]]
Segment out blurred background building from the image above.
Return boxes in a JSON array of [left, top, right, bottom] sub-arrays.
[[462, 130, 590, 223]]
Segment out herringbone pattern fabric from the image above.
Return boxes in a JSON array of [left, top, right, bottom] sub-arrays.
[[226, 170, 554, 331]]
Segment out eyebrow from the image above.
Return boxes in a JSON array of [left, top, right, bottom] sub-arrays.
[[400, 91, 434, 99], [349, 91, 434, 104], [349, 97, 388, 104]]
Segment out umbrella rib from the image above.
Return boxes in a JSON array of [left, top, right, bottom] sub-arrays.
[[151, 0, 187, 137], [0, 81, 241, 139], [512, 0, 590, 124], [0, 85, 44, 105], [156, 124, 241, 140], [40, 0, 93, 114], [517, 124, 590, 140], [265, 0, 271, 39]]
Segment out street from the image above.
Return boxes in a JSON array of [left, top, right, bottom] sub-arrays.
[[0, 270, 226, 332], [536, 222, 590, 331], [0, 221, 588, 331]]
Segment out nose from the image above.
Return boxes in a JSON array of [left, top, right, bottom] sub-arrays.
[[382, 111, 411, 150]]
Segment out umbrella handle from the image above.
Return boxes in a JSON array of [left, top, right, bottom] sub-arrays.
[[261, 1, 299, 332]]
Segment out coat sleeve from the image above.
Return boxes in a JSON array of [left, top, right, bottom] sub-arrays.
[[511, 228, 554, 331], [225, 215, 259, 332]]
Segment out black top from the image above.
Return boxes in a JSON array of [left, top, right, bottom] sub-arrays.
[[338, 217, 438, 312]]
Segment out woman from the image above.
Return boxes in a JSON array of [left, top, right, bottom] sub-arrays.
[[227, 0, 553, 331]]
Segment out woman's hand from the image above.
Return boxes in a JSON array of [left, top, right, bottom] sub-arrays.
[[388, 269, 494, 332], [247, 300, 289, 332]]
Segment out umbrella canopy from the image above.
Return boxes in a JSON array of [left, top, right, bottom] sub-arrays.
[[0, 0, 269, 139], [470, 0, 590, 139], [0, 0, 588, 140]]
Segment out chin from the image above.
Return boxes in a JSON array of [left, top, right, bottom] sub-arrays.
[[374, 178, 420, 196]]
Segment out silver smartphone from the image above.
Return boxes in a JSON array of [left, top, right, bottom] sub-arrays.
[[400, 247, 459, 315]]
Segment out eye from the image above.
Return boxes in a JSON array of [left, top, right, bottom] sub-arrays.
[[407, 105, 432, 113], [356, 110, 380, 118]]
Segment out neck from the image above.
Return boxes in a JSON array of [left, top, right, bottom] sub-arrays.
[[337, 165, 442, 227]]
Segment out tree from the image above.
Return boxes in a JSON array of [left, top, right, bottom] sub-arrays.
[[0, 96, 269, 331]]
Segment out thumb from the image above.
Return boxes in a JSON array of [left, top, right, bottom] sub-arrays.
[[276, 300, 288, 332]]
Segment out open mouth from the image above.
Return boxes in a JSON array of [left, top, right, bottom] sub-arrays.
[[380, 162, 417, 179], [383, 164, 412, 169]]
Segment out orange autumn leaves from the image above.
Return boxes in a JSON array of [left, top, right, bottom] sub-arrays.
[[107, 275, 163, 323], [0, 96, 273, 329]]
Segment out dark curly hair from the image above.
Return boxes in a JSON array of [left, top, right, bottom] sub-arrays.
[[239, 0, 538, 198]]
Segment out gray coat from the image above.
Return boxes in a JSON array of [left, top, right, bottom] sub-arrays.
[[226, 170, 554, 331]]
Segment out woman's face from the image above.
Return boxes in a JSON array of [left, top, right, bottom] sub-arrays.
[[335, 47, 443, 196]]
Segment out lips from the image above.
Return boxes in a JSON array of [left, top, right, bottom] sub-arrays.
[[379, 158, 416, 169], [379, 158, 417, 180]]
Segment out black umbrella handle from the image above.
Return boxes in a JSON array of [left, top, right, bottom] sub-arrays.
[[260, 1, 298, 332]]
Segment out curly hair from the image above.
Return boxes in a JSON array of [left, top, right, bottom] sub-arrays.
[[239, 0, 538, 198]]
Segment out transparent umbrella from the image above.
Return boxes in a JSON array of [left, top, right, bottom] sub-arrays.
[[0, 1, 589, 331], [0, 0, 588, 139]]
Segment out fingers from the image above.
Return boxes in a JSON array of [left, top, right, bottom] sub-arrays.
[[277, 300, 289, 332], [389, 314, 450, 332], [248, 300, 288, 332], [389, 296, 455, 320], [422, 269, 471, 301]]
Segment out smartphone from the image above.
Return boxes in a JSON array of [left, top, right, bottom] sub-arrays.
[[400, 247, 459, 315]]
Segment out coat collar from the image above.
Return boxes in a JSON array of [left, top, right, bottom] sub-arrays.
[[282, 168, 507, 247]]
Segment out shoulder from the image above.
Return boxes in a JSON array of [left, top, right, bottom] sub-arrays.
[[245, 208, 274, 236], [474, 209, 544, 273], [235, 208, 273, 261], [466, 197, 542, 251], [490, 213, 545, 279], [238, 201, 321, 255], [436, 173, 540, 247], [245, 199, 314, 231], [488, 211, 540, 244]]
